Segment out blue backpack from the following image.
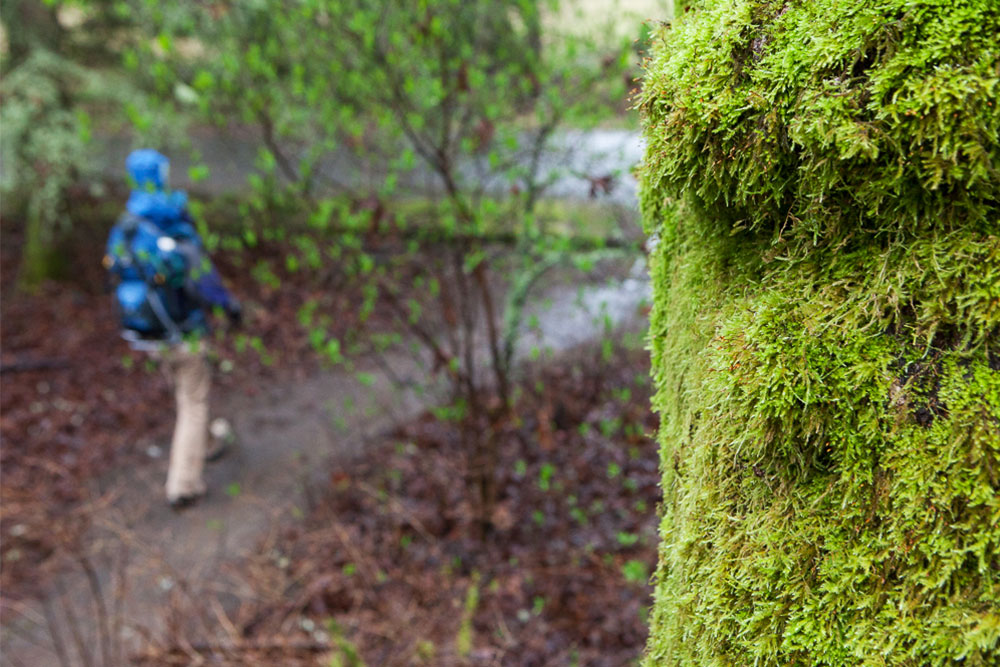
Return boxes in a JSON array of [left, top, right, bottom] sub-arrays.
[[105, 213, 194, 340]]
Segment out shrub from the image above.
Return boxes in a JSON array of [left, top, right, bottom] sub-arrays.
[[1, 49, 91, 286], [637, 1, 1000, 664]]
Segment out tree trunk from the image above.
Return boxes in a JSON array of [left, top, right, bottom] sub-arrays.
[[18, 209, 60, 290]]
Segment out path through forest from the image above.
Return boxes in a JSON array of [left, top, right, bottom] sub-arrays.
[[2, 263, 651, 666]]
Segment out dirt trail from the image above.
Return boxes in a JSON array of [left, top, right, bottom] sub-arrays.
[[2, 350, 432, 666], [1, 268, 650, 667]]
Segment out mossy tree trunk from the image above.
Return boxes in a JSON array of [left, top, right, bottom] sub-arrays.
[[19, 210, 60, 289], [638, 1, 999, 664]]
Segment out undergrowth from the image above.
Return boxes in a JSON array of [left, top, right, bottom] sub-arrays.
[[139, 345, 660, 666]]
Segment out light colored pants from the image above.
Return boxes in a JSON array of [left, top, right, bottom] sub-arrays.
[[162, 344, 210, 501]]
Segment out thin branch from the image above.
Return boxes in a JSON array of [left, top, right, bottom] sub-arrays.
[[257, 109, 310, 198], [110, 542, 130, 667], [0, 357, 71, 374], [473, 261, 509, 406], [501, 253, 573, 372], [453, 246, 479, 404], [378, 276, 460, 384], [132, 639, 333, 664], [75, 554, 111, 667], [54, 575, 93, 667], [42, 597, 73, 667], [524, 117, 562, 215]]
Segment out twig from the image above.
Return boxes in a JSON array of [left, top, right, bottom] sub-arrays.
[[209, 595, 241, 643], [54, 575, 94, 667], [2, 607, 60, 657], [473, 262, 509, 406], [40, 592, 72, 667], [131, 639, 333, 663], [111, 542, 131, 667], [378, 277, 458, 381], [75, 553, 112, 667], [0, 598, 48, 629], [355, 482, 433, 542], [0, 357, 71, 374]]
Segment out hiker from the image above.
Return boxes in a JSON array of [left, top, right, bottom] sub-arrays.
[[105, 149, 241, 509]]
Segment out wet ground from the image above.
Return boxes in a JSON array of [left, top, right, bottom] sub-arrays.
[[1, 260, 651, 665]]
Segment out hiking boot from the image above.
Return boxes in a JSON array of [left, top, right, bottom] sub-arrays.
[[205, 418, 236, 462], [168, 492, 204, 511]]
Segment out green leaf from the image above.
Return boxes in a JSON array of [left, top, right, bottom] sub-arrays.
[[621, 560, 647, 584], [188, 165, 210, 183], [538, 462, 554, 491], [192, 69, 215, 91]]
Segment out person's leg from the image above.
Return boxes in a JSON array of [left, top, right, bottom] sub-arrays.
[[164, 342, 210, 503]]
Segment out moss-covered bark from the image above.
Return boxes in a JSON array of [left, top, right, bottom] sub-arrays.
[[638, 1, 999, 664]]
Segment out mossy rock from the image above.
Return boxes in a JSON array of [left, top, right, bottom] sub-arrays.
[[637, 1, 1000, 665]]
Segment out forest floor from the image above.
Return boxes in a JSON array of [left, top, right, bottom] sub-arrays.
[[1, 199, 657, 666]]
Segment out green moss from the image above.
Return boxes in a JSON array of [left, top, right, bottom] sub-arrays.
[[639, 1, 1000, 665], [639, 0, 1000, 244]]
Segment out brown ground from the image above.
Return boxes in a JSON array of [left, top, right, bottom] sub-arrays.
[[1, 208, 657, 666]]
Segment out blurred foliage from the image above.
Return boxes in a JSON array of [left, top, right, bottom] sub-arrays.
[[640, 1, 999, 664], [1, 1, 88, 287], [639, 0, 1000, 246], [2, 0, 636, 524], [142, 0, 633, 529], [1, 48, 89, 286], [0, 0, 184, 287]]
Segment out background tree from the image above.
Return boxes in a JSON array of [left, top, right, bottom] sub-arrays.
[[1, 0, 87, 288], [0, 0, 183, 288]]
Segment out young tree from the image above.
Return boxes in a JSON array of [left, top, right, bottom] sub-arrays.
[[132, 0, 637, 529]]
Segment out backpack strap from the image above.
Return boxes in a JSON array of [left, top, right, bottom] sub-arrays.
[[145, 286, 184, 344]]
